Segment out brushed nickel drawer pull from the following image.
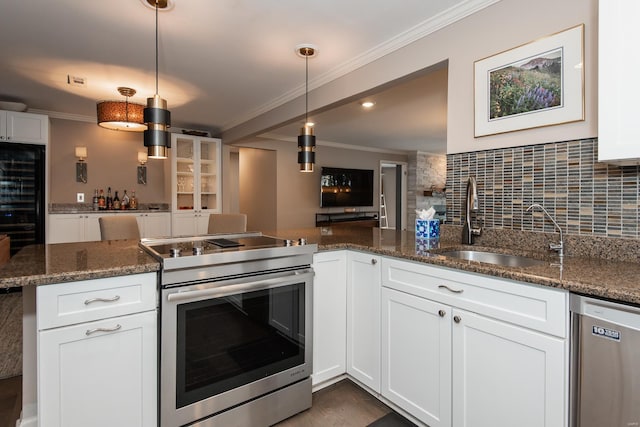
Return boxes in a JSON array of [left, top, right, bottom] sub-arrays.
[[84, 295, 121, 305], [454, 315, 462, 323], [438, 285, 464, 294], [438, 309, 446, 317], [85, 324, 122, 336]]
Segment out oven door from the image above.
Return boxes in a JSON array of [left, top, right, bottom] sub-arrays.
[[160, 268, 313, 427]]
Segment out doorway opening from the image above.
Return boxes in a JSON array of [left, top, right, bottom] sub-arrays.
[[379, 161, 407, 230]]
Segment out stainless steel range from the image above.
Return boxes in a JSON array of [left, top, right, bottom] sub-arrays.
[[140, 232, 317, 427]]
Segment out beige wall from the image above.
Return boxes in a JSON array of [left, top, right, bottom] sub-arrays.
[[221, 145, 240, 213], [235, 139, 407, 229], [239, 147, 277, 231], [49, 119, 168, 205], [223, 0, 597, 156]]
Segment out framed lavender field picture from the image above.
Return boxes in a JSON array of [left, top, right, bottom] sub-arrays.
[[474, 24, 584, 137]]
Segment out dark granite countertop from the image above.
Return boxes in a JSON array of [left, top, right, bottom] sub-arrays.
[[49, 202, 170, 214], [270, 226, 640, 306], [2, 226, 639, 307], [0, 240, 159, 288], [49, 209, 170, 214]]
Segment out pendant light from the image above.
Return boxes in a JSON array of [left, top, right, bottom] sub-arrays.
[[96, 87, 146, 131], [143, 0, 171, 159], [296, 44, 317, 173]]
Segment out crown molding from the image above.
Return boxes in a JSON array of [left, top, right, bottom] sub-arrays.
[[28, 109, 96, 124]]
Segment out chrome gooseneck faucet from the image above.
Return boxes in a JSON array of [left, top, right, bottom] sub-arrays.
[[526, 203, 564, 258], [462, 177, 482, 244]]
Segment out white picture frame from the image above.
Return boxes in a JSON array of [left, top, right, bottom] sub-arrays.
[[474, 24, 585, 137]]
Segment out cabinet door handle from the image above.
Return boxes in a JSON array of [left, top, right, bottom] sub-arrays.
[[453, 315, 462, 323], [371, 258, 378, 265], [438, 284, 464, 294], [84, 295, 121, 305], [85, 324, 122, 336], [438, 309, 446, 317]]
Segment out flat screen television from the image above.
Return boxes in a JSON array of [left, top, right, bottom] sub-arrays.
[[320, 167, 374, 207]]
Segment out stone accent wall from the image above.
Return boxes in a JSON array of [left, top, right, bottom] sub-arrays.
[[408, 152, 447, 225], [446, 138, 640, 239]]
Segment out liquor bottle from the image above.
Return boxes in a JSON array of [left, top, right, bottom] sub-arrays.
[[129, 190, 138, 210], [98, 189, 106, 210], [113, 191, 121, 210], [92, 189, 99, 211], [121, 190, 129, 210], [106, 187, 113, 210]]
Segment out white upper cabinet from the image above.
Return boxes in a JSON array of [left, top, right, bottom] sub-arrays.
[[170, 134, 221, 213], [598, 0, 640, 164], [0, 110, 49, 145], [170, 134, 221, 236]]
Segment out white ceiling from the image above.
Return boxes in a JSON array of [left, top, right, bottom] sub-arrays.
[[0, 0, 493, 154], [263, 63, 449, 154]]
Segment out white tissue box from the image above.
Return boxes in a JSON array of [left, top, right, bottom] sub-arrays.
[[416, 219, 440, 239]]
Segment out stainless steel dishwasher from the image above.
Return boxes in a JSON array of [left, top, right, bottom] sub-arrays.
[[570, 294, 640, 427]]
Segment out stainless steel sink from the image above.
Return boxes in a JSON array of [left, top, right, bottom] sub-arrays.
[[437, 250, 546, 268]]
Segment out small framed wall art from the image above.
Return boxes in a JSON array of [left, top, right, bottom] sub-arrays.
[[474, 24, 584, 137]]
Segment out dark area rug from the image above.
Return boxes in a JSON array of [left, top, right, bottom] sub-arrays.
[[367, 411, 417, 427]]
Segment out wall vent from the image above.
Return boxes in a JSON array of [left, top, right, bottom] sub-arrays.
[[67, 75, 87, 87]]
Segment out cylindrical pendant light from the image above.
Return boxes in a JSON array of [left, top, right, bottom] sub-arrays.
[[143, 0, 171, 159], [97, 87, 146, 131], [296, 44, 317, 173], [298, 124, 315, 172]]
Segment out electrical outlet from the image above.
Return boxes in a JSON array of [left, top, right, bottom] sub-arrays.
[[77, 193, 84, 203]]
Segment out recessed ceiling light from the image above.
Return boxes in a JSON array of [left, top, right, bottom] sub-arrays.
[[361, 101, 375, 109]]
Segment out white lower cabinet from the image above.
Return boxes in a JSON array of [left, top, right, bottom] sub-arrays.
[[381, 257, 569, 427], [171, 211, 209, 236], [47, 213, 102, 243], [381, 287, 451, 427], [36, 273, 157, 427], [312, 251, 347, 386], [310, 251, 568, 427], [48, 212, 171, 243], [38, 311, 157, 427], [451, 308, 566, 427], [346, 251, 381, 392]]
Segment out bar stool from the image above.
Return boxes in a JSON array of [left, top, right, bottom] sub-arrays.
[[207, 213, 247, 234], [99, 216, 141, 241]]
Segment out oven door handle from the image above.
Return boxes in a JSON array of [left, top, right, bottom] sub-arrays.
[[166, 270, 313, 303]]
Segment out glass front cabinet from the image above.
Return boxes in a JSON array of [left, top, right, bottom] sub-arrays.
[[171, 134, 221, 236]]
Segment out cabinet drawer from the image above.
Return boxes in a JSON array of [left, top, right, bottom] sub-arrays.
[[381, 257, 567, 338], [37, 273, 157, 330]]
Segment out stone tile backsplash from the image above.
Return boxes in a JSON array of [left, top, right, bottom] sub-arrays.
[[446, 138, 640, 239]]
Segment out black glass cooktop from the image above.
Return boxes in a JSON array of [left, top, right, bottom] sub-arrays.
[[143, 235, 286, 257]]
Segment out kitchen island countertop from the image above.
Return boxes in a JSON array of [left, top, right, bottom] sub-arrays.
[[0, 239, 158, 288], [1, 227, 639, 307], [270, 226, 640, 306]]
